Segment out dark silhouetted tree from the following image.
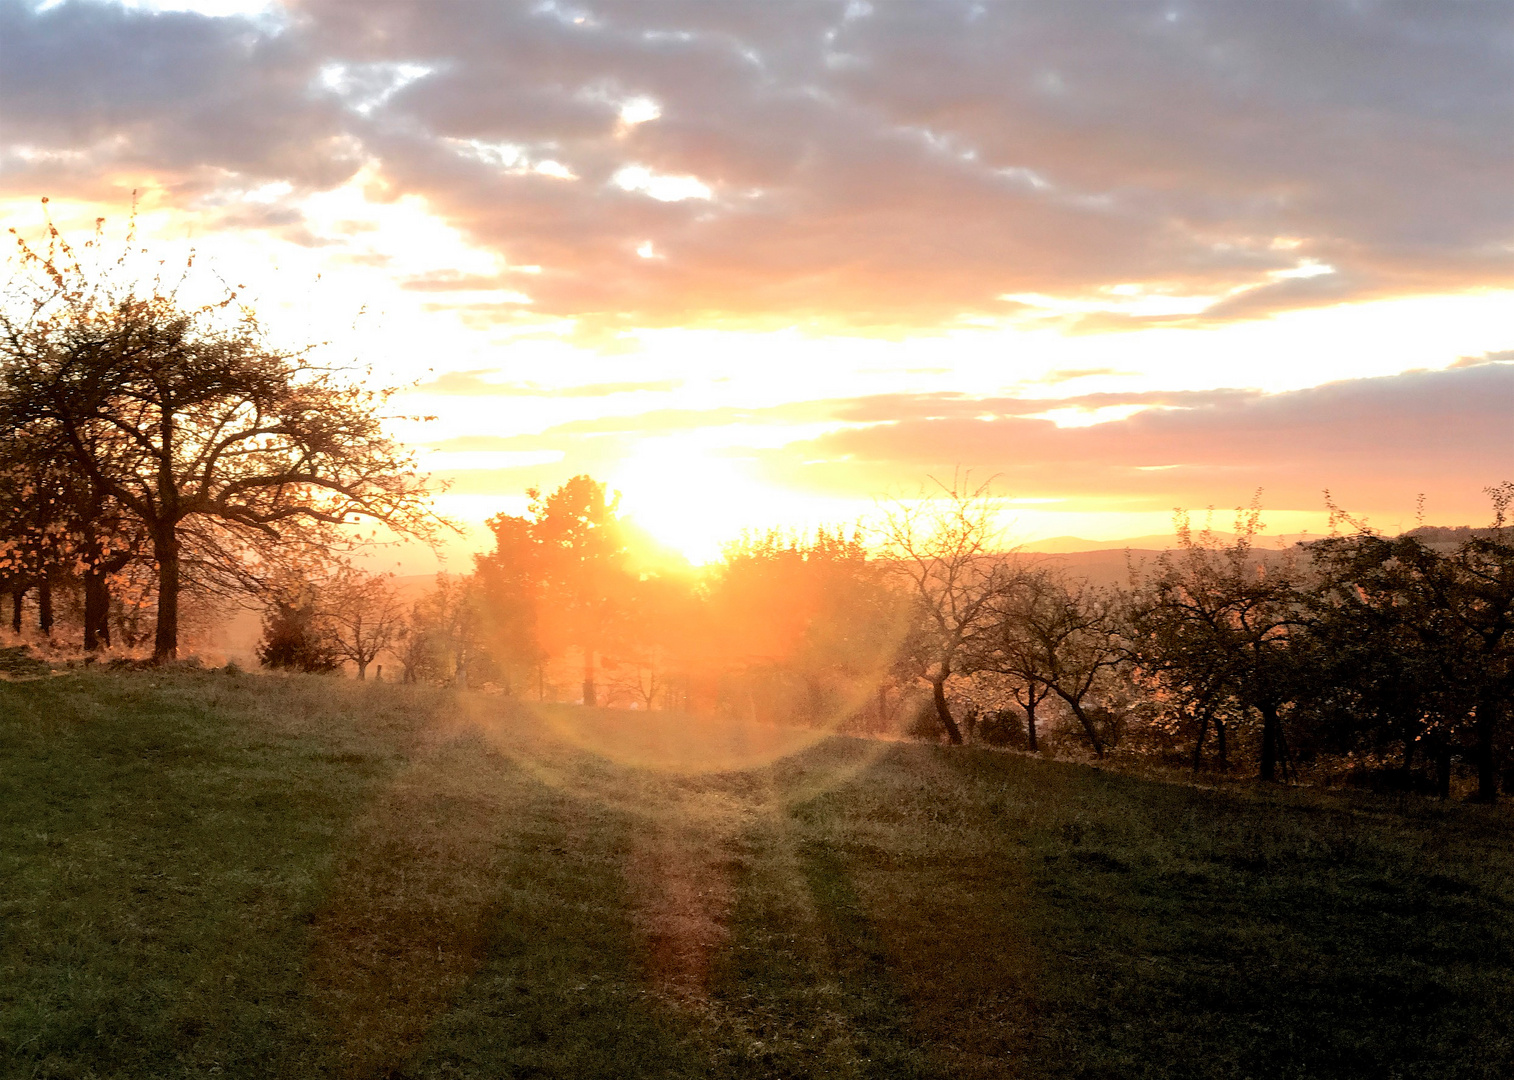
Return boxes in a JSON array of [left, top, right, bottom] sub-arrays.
[[974, 565, 1126, 756], [258, 589, 341, 673], [1126, 505, 1308, 782], [0, 207, 440, 662]]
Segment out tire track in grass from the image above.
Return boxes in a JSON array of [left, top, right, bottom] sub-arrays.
[[403, 781, 712, 1080], [622, 809, 739, 1004], [790, 744, 1041, 1079], [312, 697, 718, 1079], [690, 772, 929, 1080], [300, 727, 516, 1079]]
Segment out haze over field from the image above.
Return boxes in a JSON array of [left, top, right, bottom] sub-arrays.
[[3, 0, 1512, 564]]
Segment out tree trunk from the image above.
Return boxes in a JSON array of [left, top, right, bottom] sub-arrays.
[[356, 659, 367, 680], [1436, 739, 1452, 800], [1193, 711, 1210, 773], [37, 574, 53, 637], [153, 525, 180, 663], [11, 586, 24, 635], [1025, 698, 1039, 753], [1216, 717, 1229, 771], [1475, 690, 1500, 803], [932, 671, 962, 745], [582, 648, 596, 707], [83, 569, 109, 652], [1259, 702, 1281, 782], [1067, 698, 1105, 758]]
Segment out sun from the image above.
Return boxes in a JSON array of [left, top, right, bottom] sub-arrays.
[[610, 436, 847, 565]]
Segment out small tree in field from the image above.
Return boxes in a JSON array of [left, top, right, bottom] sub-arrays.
[[1127, 504, 1307, 782], [973, 565, 1126, 756], [477, 476, 632, 705], [877, 476, 1004, 745], [318, 567, 405, 679], [258, 588, 341, 674], [404, 575, 491, 688], [0, 207, 441, 662]]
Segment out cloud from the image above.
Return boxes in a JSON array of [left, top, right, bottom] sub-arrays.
[[4, 0, 1511, 331], [408, 363, 1513, 525], [766, 363, 1514, 517], [415, 370, 680, 396], [0, 0, 358, 196]]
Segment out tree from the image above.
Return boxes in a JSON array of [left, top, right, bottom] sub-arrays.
[[473, 512, 546, 696], [392, 604, 441, 685], [0, 414, 148, 649], [258, 587, 341, 674], [1453, 485, 1514, 801], [974, 565, 1126, 756], [478, 476, 631, 706], [318, 567, 406, 680], [1306, 486, 1514, 800], [0, 440, 73, 638], [607, 570, 704, 711], [1126, 505, 1307, 782], [405, 574, 491, 688], [709, 526, 903, 725], [877, 477, 1004, 744], [0, 209, 440, 661]]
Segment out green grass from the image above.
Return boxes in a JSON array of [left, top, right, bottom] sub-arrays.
[[2, 670, 1513, 1078]]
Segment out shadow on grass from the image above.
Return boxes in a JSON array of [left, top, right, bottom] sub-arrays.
[[399, 781, 712, 1080], [9, 675, 1514, 1080]]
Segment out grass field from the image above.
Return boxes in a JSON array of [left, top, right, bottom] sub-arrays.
[[3, 668, 1514, 1079]]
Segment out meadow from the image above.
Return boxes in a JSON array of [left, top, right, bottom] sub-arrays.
[[3, 666, 1513, 1079]]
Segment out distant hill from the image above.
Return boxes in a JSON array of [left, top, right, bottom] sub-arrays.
[[1023, 533, 1202, 553], [1403, 525, 1501, 545], [1038, 548, 1169, 589]]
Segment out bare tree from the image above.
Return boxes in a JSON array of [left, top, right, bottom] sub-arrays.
[[877, 476, 1004, 744], [318, 567, 406, 680], [976, 565, 1126, 757]]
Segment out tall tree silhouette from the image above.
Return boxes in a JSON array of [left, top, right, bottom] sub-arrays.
[[479, 476, 631, 705]]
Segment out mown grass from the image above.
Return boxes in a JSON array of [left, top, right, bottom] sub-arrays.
[[2, 669, 1512, 1079]]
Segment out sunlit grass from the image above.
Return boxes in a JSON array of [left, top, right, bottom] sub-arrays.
[[3, 670, 1513, 1078]]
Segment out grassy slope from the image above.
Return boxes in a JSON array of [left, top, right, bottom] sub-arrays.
[[2, 671, 1512, 1080]]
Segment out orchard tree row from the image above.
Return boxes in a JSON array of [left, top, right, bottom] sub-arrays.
[[266, 471, 1514, 803]]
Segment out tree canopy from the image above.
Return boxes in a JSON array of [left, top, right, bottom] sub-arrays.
[[0, 209, 441, 660]]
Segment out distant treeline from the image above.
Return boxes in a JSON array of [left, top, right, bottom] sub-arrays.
[[243, 477, 1513, 804], [5, 448, 1513, 801]]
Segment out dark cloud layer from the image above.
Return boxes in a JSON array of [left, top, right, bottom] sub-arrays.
[[3, 0, 1511, 331], [782, 361, 1514, 514]]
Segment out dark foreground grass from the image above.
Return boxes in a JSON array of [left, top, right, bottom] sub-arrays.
[[2, 670, 1513, 1079]]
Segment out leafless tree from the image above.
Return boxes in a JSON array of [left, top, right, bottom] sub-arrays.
[[318, 567, 406, 679], [876, 475, 1005, 744], [976, 565, 1126, 757]]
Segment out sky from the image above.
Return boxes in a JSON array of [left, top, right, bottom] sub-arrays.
[[2, 0, 1511, 564]]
